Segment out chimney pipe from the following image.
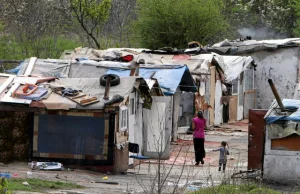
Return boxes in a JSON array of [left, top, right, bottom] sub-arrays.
[[268, 79, 285, 112], [103, 75, 111, 100], [136, 59, 145, 77]]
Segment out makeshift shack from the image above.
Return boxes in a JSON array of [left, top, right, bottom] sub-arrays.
[[60, 47, 255, 134], [209, 38, 300, 109], [60, 48, 198, 146], [0, 57, 162, 173], [263, 99, 300, 183]]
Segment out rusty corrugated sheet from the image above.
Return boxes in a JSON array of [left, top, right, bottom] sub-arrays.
[[248, 109, 267, 170]]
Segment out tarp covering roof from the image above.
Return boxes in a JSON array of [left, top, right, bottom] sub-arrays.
[[45, 77, 138, 110], [213, 54, 254, 82], [106, 66, 197, 95], [265, 99, 300, 124], [264, 99, 300, 139], [0, 75, 153, 110], [209, 38, 300, 55], [59, 47, 254, 83]]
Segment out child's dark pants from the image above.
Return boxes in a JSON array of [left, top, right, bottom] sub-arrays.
[[218, 159, 227, 172], [218, 163, 226, 172]]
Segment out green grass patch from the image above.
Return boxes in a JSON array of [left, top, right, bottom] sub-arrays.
[[190, 184, 280, 194], [8, 178, 84, 192]]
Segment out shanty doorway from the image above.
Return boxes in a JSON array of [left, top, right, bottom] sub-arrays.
[[143, 96, 172, 159]]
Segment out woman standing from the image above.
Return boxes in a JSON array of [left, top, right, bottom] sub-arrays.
[[192, 110, 206, 165]]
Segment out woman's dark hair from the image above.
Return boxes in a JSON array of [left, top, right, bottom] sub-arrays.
[[221, 141, 227, 147], [197, 111, 203, 118]]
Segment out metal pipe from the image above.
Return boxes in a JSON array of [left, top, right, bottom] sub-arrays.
[[268, 79, 285, 112], [103, 75, 111, 100]]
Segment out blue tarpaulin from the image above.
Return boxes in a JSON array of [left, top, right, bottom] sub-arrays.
[[6, 62, 24, 75], [265, 99, 300, 124], [106, 66, 196, 95]]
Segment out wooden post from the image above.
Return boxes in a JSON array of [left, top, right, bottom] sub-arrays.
[[268, 79, 285, 112], [103, 76, 111, 100]]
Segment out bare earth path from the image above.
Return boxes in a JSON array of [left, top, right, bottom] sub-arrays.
[[1, 121, 249, 194]]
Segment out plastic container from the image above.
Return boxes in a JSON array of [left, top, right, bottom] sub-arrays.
[[0, 173, 11, 179]]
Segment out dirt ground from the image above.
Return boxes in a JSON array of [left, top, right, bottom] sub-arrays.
[[1, 120, 251, 194]]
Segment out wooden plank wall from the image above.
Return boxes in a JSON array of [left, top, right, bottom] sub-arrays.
[[209, 66, 216, 125], [229, 95, 238, 123], [271, 135, 300, 151]]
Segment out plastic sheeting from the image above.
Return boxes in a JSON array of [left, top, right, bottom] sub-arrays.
[[265, 99, 300, 124], [210, 38, 300, 55], [213, 55, 253, 82], [45, 77, 138, 110], [267, 122, 300, 139], [106, 66, 197, 95]]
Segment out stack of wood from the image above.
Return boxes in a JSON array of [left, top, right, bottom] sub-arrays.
[[0, 111, 31, 163]]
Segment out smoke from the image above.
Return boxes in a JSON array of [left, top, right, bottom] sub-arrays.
[[238, 27, 287, 40]]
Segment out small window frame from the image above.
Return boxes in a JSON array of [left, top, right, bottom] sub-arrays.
[[119, 106, 128, 132]]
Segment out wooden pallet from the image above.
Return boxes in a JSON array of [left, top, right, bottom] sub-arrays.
[[54, 89, 99, 106]]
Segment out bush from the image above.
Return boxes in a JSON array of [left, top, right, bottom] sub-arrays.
[[0, 178, 11, 194]]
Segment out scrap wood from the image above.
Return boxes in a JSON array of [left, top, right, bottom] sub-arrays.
[[54, 89, 99, 106]]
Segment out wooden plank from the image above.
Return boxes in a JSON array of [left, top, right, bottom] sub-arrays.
[[271, 135, 300, 151], [209, 66, 216, 125], [54, 90, 99, 106], [214, 80, 222, 125], [0, 75, 15, 94], [229, 95, 238, 123], [24, 57, 37, 76], [1, 83, 32, 104]]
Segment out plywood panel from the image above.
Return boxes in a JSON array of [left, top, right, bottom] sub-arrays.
[[214, 80, 222, 125], [143, 96, 172, 159], [248, 109, 268, 170], [209, 66, 216, 125], [229, 95, 238, 123], [271, 134, 300, 151]]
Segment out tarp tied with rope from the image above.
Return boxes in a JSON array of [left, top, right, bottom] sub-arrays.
[[106, 65, 197, 96]]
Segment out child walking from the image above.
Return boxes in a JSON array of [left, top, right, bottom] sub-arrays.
[[213, 141, 230, 172]]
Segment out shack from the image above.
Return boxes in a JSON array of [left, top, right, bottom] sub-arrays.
[[60, 47, 255, 134], [263, 99, 300, 183], [0, 57, 160, 173], [208, 38, 300, 109]]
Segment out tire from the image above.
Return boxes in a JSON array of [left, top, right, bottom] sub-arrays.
[[100, 74, 120, 87]]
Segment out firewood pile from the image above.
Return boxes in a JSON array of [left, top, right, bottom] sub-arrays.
[[0, 111, 31, 163]]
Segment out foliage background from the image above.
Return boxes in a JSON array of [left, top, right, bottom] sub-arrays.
[[1, 0, 300, 60]]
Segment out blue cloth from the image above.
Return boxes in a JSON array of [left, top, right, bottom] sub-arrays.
[[106, 66, 196, 95], [265, 99, 300, 124], [6, 62, 24, 75]]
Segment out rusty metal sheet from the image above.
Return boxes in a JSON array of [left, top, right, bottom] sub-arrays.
[[248, 109, 268, 170]]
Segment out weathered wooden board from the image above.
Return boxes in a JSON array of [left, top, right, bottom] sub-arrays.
[[229, 95, 238, 123], [209, 66, 216, 125]]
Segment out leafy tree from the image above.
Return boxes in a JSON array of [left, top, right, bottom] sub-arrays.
[[222, 0, 296, 38], [292, 0, 300, 36], [133, 0, 232, 49], [102, 0, 137, 47], [0, 0, 77, 59], [70, 0, 112, 49]]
